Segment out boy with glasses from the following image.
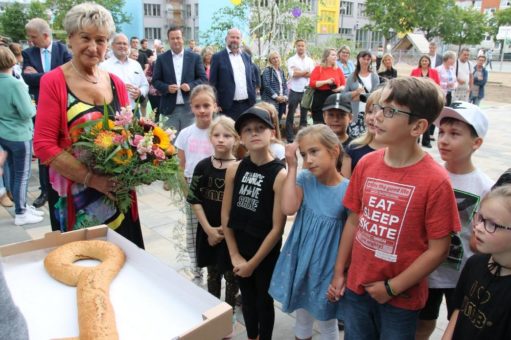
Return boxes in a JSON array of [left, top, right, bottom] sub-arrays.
[[328, 77, 461, 339], [416, 101, 494, 339]]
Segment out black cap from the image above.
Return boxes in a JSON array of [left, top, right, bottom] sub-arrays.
[[235, 107, 274, 133], [322, 93, 351, 112]]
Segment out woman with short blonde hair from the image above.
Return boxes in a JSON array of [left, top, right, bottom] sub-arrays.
[[377, 53, 397, 80], [261, 51, 288, 121], [33, 3, 145, 247]]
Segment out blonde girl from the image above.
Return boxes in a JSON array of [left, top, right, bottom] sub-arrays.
[[175, 84, 216, 285], [269, 125, 349, 340], [187, 116, 240, 312], [341, 88, 385, 178], [222, 106, 287, 340], [443, 185, 511, 340]]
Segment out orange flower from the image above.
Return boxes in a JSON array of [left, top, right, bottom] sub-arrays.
[[152, 127, 170, 150], [94, 119, 116, 131], [112, 149, 133, 165], [94, 131, 117, 149], [165, 144, 176, 156]]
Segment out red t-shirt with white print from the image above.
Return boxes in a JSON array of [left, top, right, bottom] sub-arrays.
[[343, 149, 461, 310]]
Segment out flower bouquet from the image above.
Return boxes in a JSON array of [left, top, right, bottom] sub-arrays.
[[70, 105, 184, 213]]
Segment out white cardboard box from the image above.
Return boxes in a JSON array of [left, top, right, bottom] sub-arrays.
[[0, 226, 232, 340]]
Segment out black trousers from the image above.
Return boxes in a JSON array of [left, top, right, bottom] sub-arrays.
[[237, 251, 279, 340]]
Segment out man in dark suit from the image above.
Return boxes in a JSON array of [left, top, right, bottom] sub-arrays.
[[209, 28, 257, 120], [428, 41, 443, 69], [22, 18, 72, 208], [23, 18, 72, 103], [152, 26, 207, 133]]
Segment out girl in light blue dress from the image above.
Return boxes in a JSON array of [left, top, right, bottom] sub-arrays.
[[269, 125, 349, 340]]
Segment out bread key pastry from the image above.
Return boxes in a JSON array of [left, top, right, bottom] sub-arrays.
[[44, 240, 126, 340]]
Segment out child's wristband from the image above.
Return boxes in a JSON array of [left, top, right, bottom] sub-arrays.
[[384, 279, 398, 297]]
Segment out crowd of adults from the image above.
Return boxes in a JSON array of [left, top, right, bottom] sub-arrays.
[[0, 2, 490, 230]]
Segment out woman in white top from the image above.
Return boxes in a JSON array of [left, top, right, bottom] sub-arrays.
[[342, 50, 380, 138]]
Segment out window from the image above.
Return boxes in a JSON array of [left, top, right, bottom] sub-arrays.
[[186, 4, 191, 18], [339, 28, 353, 36], [357, 3, 366, 17], [194, 3, 199, 17], [144, 27, 162, 40], [144, 4, 161, 17], [340, 1, 353, 16]]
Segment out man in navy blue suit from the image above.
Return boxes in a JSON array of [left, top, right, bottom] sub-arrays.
[[210, 28, 257, 120], [22, 18, 72, 103], [22, 18, 72, 209], [152, 26, 207, 133]]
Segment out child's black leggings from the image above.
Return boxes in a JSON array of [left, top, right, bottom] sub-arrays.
[[237, 251, 279, 340]]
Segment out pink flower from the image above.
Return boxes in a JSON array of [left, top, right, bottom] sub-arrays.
[[139, 117, 156, 129], [114, 107, 134, 126], [113, 134, 125, 144], [153, 147, 165, 160], [131, 134, 144, 147]]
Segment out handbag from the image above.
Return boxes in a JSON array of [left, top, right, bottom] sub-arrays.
[[301, 86, 314, 110]]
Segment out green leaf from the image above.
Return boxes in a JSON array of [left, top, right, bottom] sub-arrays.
[[104, 145, 122, 164], [102, 101, 110, 130]]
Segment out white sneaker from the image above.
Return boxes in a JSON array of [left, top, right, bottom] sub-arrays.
[[26, 205, 44, 216], [14, 210, 44, 226]]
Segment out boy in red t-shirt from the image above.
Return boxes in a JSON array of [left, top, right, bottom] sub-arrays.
[[328, 77, 461, 339]]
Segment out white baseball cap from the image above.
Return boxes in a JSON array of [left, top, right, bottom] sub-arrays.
[[434, 101, 489, 138]]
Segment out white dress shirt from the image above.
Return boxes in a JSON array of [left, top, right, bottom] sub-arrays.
[[100, 56, 149, 108], [286, 53, 315, 93], [172, 50, 185, 104], [228, 48, 248, 101]]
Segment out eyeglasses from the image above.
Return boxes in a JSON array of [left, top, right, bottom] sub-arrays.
[[472, 212, 511, 233], [372, 104, 419, 118]]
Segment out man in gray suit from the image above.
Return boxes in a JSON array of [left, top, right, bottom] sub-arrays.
[[428, 42, 443, 69]]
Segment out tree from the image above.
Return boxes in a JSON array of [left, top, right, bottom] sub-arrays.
[[27, 1, 50, 21], [438, 6, 488, 51], [0, 3, 28, 42], [364, 0, 413, 45], [200, 0, 315, 66], [200, 2, 250, 47], [489, 7, 511, 37], [45, 0, 131, 32], [412, 0, 455, 40]]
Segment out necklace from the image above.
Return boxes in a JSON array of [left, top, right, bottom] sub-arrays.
[[212, 155, 236, 168], [70, 61, 99, 84]]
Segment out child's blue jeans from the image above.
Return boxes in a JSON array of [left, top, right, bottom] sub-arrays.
[[343, 288, 419, 340]]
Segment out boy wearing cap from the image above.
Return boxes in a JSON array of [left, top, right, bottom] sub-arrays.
[[416, 101, 494, 340], [323, 93, 353, 149]]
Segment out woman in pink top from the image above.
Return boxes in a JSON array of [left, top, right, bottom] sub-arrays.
[[411, 55, 442, 148]]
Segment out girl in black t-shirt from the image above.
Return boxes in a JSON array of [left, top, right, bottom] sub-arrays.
[[222, 107, 287, 340], [443, 185, 511, 340], [187, 116, 240, 313]]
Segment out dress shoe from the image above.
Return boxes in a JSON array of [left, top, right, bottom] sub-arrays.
[[0, 194, 13, 207], [33, 192, 48, 208]]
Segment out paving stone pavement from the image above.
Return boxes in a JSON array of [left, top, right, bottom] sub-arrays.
[[1, 101, 509, 339]]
